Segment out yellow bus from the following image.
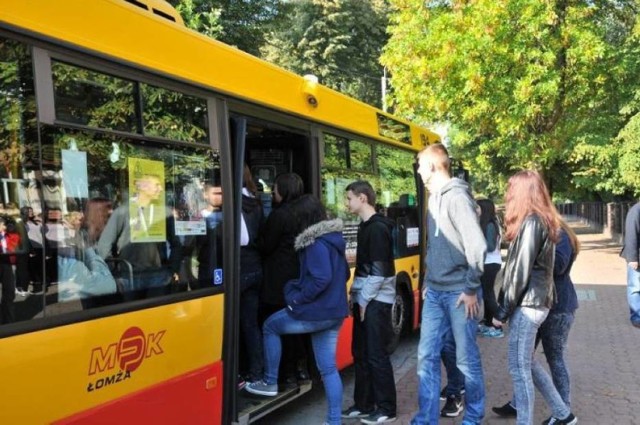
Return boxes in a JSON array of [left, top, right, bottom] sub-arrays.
[[0, 1, 440, 423]]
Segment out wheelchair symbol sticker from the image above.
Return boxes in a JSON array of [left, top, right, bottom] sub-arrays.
[[213, 268, 223, 285]]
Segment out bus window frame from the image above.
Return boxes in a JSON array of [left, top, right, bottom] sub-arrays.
[[32, 47, 213, 146]]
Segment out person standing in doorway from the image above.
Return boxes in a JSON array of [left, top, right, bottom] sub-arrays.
[[621, 200, 640, 328], [258, 172, 308, 386], [342, 180, 397, 424], [239, 165, 265, 383], [246, 194, 349, 425], [410, 143, 487, 425]]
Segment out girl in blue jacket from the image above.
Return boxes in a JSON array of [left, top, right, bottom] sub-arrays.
[[246, 194, 350, 425]]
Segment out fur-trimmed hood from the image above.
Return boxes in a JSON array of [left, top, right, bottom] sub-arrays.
[[294, 219, 344, 251]]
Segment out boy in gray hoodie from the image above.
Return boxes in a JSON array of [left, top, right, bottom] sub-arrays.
[[410, 144, 487, 425]]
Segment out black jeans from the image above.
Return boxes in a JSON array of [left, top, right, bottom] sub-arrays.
[[481, 263, 501, 325], [240, 272, 263, 380], [0, 262, 15, 324], [352, 300, 397, 415]]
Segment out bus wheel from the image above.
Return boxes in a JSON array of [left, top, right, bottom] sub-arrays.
[[387, 285, 409, 353]]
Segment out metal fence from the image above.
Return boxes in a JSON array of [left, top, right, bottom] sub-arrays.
[[556, 201, 635, 240]]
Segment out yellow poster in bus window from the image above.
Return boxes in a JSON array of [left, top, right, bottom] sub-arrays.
[[128, 157, 167, 243]]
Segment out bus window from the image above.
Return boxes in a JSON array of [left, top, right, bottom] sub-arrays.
[[52, 60, 138, 133], [321, 133, 376, 263], [377, 144, 421, 257], [323, 134, 348, 169], [141, 83, 209, 144], [52, 61, 210, 145], [34, 127, 224, 315], [321, 133, 419, 262], [349, 139, 374, 173]]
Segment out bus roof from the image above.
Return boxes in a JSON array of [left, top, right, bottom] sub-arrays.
[[0, 0, 440, 150]]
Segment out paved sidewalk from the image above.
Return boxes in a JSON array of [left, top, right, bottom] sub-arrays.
[[392, 223, 638, 424]]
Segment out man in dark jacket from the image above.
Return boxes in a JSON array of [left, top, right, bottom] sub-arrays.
[[621, 201, 640, 328], [239, 171, 264, 382], [342, 180, 397, 424]]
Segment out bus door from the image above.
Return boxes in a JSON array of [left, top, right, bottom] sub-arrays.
[[229, 112, 315, 424]]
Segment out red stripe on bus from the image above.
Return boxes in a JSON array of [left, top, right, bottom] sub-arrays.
[[53, 362, 223, 425]]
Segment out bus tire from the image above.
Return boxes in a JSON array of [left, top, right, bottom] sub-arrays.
[[387, 282, 410, 354]]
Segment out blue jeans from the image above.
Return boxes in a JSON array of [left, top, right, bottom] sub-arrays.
[[509, 307, 570, 424], [262, 309, 344, 425], [411, 288, 484, 425], [538, 311, 574, 407], [441, 329, 464, 396], [627, 265, 640, 326]]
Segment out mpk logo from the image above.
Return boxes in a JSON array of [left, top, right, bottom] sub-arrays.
[[86, 326, 166, 392]]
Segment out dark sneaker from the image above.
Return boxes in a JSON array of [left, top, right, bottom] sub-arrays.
[[542, 413, 577, 425], [296, 368, 311, 383], [439, 386, 465, 401], [440, 394, 463, 417], [245, 380, 277, 396], [492, 401, 517, 417], [280, 375, 299, 390], [341, 406, 372, 419], [360, 410, 397, 424]]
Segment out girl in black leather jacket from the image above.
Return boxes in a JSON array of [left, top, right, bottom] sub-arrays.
[[494, 170, 577, 425]]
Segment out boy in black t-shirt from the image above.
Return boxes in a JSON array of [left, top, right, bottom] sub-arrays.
[[342, 180, 397, 424]]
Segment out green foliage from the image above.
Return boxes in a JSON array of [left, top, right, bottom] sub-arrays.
[[169, 0, 290, 56], [0, 38, 35, 177], [173, 0, 222, 38], [322, 133, 416, 219], [382, 0, 639, 200], [617, 112, 640, 197], [612, 18, 640, 199], [262, 0, 390, 107]]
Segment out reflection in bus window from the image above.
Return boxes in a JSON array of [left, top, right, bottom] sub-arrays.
[[322, 135, 420, 262], [324, 134, 348, 169], [52, 62, 210, 144], [194, 176, 223, 288], [52, 60, 137, 132], [376, 144, 421, 258], [141, 83, 209, 144], [0, 120, 222, 322], [349, 139, 373, 173], [0, 36, 38, 325]]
